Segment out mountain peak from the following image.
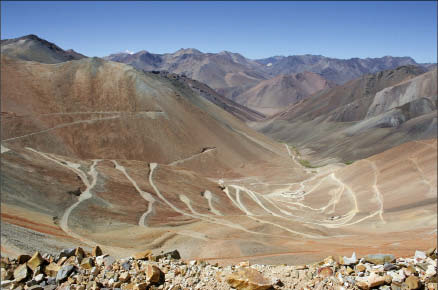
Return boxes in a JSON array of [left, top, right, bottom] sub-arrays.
[[174, 48, 202, 56], [2, 34, 50, 45], [1, 34, 86, 63]]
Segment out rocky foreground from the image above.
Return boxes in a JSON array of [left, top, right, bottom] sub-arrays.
[[1, 246, 437, 290]]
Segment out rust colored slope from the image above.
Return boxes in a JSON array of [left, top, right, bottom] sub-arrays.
[[1, 55, 282, 176]]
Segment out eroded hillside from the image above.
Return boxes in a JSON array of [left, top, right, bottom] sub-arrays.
[[253, 66, 437, 164]]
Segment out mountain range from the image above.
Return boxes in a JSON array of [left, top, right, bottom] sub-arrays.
[[3, 34, 433, 117], [253, 65, 437, 164], [105, 44, 432, 115]]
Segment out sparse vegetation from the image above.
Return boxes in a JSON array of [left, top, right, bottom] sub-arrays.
[[298, 159, 319, 168], [344, 160, 354, 165], [290, 145, 301, 156]]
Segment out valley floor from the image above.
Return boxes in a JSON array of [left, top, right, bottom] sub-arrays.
[[1, 139, 436, 265]]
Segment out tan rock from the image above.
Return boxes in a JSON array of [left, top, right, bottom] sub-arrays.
[[239, 261, 250, 267], [121, 282, 135, 290], [92, 246, 103, 257], [356, 264, 367, 272], [356, 281, 369, 290], [404, 265, 418, 276], [334, 255, 344, 265], [384, 274, 393, 284], [113, 281, 122, 288], [346, 266, 354, 275], [27, 252, 45, 271], [67, 276, 76, 284], [57, 256, 68, 266], [226, 267, 273, 290], [17, 254, 32, 264], [13, 263, 29, 282], [44, 262, 60, 277], [427, 283, 438, 290], [86, 281, 101, 290], [64, 256, 76, 265], [146, 264, 163, 283], [318, 267, 333, 277], [57, 282, 72, 290], [80, 257, 94, 269], [133, 282, 148, 290], [119, 272, 131, 282], [323, 256, 335, 265], [133, 250, 152, 260], [368, 272, 386, 288], [405, 276, 421, 289]]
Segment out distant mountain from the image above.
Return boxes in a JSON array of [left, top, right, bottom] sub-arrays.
[[253, 65, 436, 163], [256, 55, 419, 84], [421, 63, 438, 71], [107, 50, 422, 87], [234, 71, 334, 115], [105, 49, 268, 94], [106, 49, 431, 114], [1, 34, 86, 63], [274, 65, 427, 122], [1, 35, 262, 122], [149, 71, 266, 122]]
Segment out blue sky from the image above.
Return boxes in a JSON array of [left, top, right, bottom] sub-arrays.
[[1, 1, 437, 63]]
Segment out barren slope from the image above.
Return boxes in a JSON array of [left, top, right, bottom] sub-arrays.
[[254, 66, 437, 164], [2, 137, 435, 264], [1, 34, 86, 63], [105, 49, 268, 100], [150, 71, 266, 122], [1, 55, 280, 172], [235, 72, 333, 115]]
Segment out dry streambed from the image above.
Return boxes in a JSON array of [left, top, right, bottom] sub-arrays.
[[1, 246, 437, 290]]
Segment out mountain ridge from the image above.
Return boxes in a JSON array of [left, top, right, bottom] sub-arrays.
[[234, 71, 335, 115], [253, 65, 437, 164], [1, 34, 86, 63]]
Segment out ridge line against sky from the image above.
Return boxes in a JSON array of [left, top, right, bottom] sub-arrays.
[[1, 1, 437, 63]]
